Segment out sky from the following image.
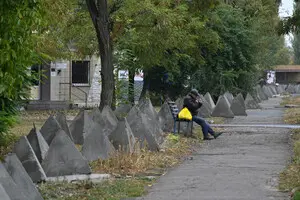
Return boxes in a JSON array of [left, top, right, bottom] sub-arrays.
[[279, 0, 294, 18], [279, 0, 294, 47]]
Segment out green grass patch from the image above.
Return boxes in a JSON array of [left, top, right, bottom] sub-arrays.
[[280, 129, 300, 193], [39, 178, 154, 200]]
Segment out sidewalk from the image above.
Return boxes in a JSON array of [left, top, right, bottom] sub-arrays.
[[138, 97, 290, 200]]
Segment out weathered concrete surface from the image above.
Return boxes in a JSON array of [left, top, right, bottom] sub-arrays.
[[3, 154, 44, 200], [42, 130, 91, 176], [13, 136, 47, 183], [27, 127, 49, 163], [138, 97, 289, 200]]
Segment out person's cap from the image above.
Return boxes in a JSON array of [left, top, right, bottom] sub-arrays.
[[190, 89, 200, 97]]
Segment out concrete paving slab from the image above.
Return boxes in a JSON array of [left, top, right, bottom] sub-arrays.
[[138, 96, 289, 200]]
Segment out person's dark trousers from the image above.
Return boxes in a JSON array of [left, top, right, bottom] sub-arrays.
[[192, 115, 214, 138]]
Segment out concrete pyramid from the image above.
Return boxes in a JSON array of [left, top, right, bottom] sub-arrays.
[[255, 85, 268, 100], [269, 85, 277, 95], [0, 184, 11, 200], [55, 112, 73, 141], [287, 84, 296, 94], [245, 93, 261, 109], [175, 97, 184, 111], [90, 108, 106, 128], [230, 93, 247, 116], [81, 121, 115, 161], [101, 106, 118, 136], [139, 99, 164, 144], [127, 106, 159, 151], [224, 91, 234, 105], [27, 127, 49, 163], [296, 85, 300, 94], [114, 104, 132, 120], [0, 163, 28, 199], [211, 95, 234, 118], [198, 99, 212, 118], [13, 136, 46, 183], [69, 110, 92, 145], [42, 130, 91, 177], [262, 85, 273, 98], [204, 92, 215, 110], [4, 154, 44, 200], [109, 118, 136, 153], [40, 115, 62, 145], [158, 102, 174, 132]]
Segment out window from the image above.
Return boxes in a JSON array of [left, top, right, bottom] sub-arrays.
[[72, 61, 90, 86], [31, 65, 40, 86]]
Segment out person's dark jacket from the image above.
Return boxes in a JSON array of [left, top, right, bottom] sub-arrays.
[[183, 94, 202, 116]]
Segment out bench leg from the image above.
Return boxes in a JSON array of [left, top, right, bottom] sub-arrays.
[[178, 121, 180, 134], [191, 121, 193, 134], [173, 120, 176, 134]]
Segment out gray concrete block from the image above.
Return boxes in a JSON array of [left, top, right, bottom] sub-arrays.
[[230, 93, 247, 116], [13, 136, 47, 183], [109, 118, 136, 153], [224, 91, 234, 105], [262, 86, 273, 98], [69, 110, 92, 145], [0, 184, 11, 200], [42, 130, 91, 176], [198, 99, 212, 118], [27, 127, 49, 163], [55, 112, 73, 141], [114, 104, 132, 120], [255, 85, 268, 101], [127, 106, 160, 151], [0, 163, 27, 200], [139, 99, 164, 144], [158, 102, 174, 132], [40, 115, 62, 145], [82, 122, 115, 161], [245, 93, 261, 109], [101, 106, 118, 136], [286, 84, 296, 94], [211, 95, 234, 118], [204, 92, 215, 110], [3, 154, 44, 200], [175, 97, 184, 111]]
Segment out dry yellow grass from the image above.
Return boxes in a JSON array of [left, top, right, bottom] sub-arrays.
[[91, 133, 200, 176], [282, 96, 300, 106]]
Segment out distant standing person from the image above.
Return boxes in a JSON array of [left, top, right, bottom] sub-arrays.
[[183, 89, 222, 140]]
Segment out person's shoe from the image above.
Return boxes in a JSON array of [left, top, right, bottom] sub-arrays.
[[213, 132, 223, 139], [203, 137, 213, 140]]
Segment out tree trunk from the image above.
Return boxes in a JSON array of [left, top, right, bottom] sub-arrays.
[[86, 0, 114, 110], [128, 69, 135, 105]]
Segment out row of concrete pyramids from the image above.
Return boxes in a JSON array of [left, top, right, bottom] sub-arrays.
[[2, 98, 164, 196], [0, 84, 291, 199], [158, 85, 291, 132]]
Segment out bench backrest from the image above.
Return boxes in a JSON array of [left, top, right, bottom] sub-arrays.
[[167, 101, 179, 120]]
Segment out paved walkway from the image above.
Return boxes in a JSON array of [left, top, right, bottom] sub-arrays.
[[139, 97, 290, 200]]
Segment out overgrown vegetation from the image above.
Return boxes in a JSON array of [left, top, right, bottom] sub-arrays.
[[280, 129, 300, 197], [39, 178, 154, 200], [91, 133, 200, 176], [280, 96, 300, 199]]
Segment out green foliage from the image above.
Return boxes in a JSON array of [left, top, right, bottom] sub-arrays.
[[0, 0, 42, 143], [37, 0, 97, 59]]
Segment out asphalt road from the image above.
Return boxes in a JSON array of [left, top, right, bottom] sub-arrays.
[[138, 97, 290, 200]]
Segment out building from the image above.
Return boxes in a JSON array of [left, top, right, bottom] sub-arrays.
[[28, 55, 101, 110], [28, 56, 144, 110], [274, 65, 300, 84]]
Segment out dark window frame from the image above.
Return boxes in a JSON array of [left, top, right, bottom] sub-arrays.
[[71, 60, 90, 86]]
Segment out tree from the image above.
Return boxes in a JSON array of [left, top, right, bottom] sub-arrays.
[[0, 0, 42, 144], [84, 0, 114, 110]]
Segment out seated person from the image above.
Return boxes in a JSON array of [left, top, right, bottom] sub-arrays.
[[183, 89, 222, 140]]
